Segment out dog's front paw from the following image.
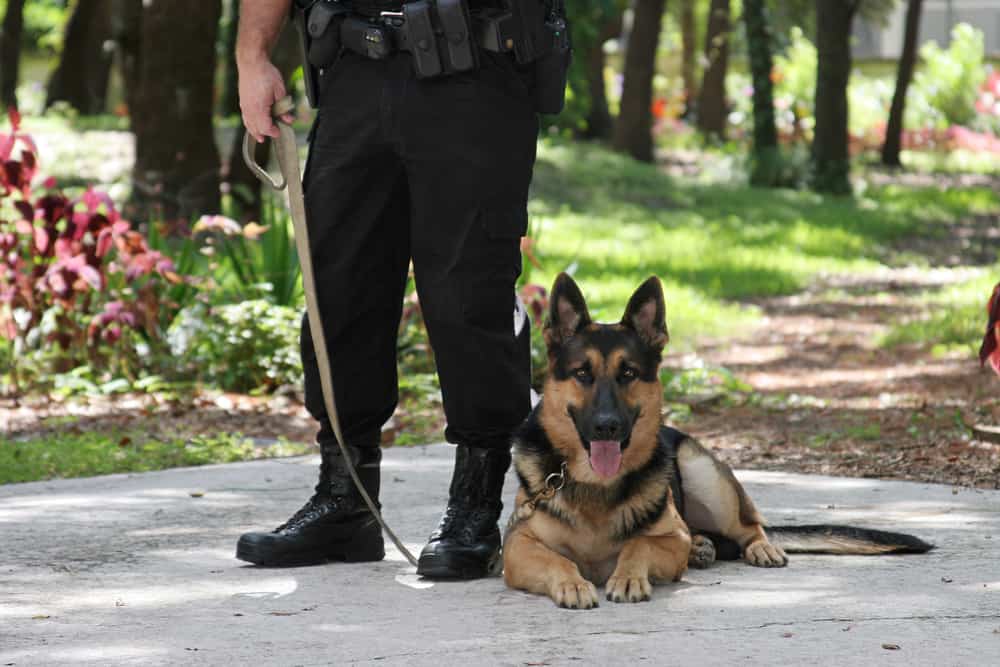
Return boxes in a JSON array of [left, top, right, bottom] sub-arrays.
[[688, 534, 716, 569], [549, 577, 600, 609], [745, 540, 788, 568], [605, 573, 652, 603]]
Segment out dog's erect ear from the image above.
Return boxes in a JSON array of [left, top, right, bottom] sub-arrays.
[[622, 276, 669, 350], [544, 273, 592, 347]]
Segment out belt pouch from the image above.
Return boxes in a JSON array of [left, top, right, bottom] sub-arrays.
[[435, 0, 478, 73], [402, 1, 443, 78], [533, 11, 570, 114], [307, 1, 349, 67]]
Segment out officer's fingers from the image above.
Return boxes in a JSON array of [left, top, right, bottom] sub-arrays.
[[247, 99, 280, 142], [242, 111, 268, 143], [259, 122, 281, 140]]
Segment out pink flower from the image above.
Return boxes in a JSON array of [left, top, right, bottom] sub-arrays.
[[193, 214, 242, 236]]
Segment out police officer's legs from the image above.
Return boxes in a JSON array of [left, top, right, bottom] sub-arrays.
[[400, 52, 538, 577], [237, 56, 411, 566]]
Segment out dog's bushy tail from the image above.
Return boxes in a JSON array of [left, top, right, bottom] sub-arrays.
[[767, 525, 934, 555]]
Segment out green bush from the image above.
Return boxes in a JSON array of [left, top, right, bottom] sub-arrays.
[[774, 26, 817, 127], [912, 23, 987, 127], [168, 299, 302, 393], [0, 0, 67, 54]]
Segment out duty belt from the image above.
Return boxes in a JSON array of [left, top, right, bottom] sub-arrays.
[[295, 0, 570, 113], [305, 0, 523, 79]]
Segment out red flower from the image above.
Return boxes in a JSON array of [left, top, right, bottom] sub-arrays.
[[980, 283, 1000, 376]]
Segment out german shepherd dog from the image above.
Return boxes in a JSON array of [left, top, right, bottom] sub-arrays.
[[503, 274, 932, 609]]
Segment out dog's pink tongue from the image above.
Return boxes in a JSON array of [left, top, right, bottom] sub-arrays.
[[589, 440, 622, 479]]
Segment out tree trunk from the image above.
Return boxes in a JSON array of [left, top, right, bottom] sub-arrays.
[[680, 0, 697, 116], [220, 0, 241, 117], [0, 0, 25, 110], [225, 22, 299, 222], [111, 0, 142, 116], [45, 0, 114, 114], [696, 0, 730, 138], [811, 0, 858, 195], [613, 0, 667, 162], [581, 14, 623, 141], [132, 0, 223, 222], [743, 0, 780, 186], [881, 0, 923, 167]]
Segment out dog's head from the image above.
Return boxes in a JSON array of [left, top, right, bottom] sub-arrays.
[[539, 273, 668, 485]]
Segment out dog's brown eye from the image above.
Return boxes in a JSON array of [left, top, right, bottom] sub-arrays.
[[620, 367, 637, 382], [573, 367, 591, 383]]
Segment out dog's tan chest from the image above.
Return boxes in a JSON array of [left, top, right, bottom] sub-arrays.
[[524, 500, 629, 584]]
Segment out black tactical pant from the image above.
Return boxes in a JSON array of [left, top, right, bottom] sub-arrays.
[[301, 49, 536, 451]]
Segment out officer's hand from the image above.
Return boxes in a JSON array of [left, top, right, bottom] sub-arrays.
[[238, 56, 295, 143]]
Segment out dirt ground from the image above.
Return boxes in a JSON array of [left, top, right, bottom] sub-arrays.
[[674, 266, 1000, 490]]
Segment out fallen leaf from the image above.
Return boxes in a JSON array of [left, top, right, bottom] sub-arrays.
[[941, 576, 953, 583], [32, 614, 50, 620], [882, 644, 901, 651], [781, 632, 793, 638], [189, 491, 205, 498], [268, 611, 297, 616]]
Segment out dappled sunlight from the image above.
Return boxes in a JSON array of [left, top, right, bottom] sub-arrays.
[[144, 546, 244, 566], [676, 585, 833, 609], [737, 470, 901, 489], [0, 492, 169, 524], [0, 487, 262, 525], [1, 642, 169, 665], [742, 360, 962, 392], [382, 457, 453, 473], [310, 622, 369, 634], [384, 544, 429, 566], [0, 575, 299, 619]]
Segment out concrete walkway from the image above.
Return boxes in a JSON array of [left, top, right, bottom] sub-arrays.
[[1, 444, 998, 666]]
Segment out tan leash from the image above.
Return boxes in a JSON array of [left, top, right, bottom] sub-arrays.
[[243, 97, 420, 568]]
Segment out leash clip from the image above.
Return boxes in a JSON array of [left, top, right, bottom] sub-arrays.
[[544, 461, 567, 494]]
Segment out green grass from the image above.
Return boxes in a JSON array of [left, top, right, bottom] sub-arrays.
[[0, 430, 312, 485], [526, 139, 1000, 349], [894, 149, 1000, 176], [881, 267, 996, 352]]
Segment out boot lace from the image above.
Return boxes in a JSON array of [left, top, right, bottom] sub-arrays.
[[275, 492, 343, 533], [436, 504, 496, 544]]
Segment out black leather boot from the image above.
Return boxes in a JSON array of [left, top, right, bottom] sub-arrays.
[[236, 434, 384, 566], [416, 445, 511, 579]]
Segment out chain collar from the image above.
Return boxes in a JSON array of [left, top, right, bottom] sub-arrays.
[[506, 461, 567, 532]]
